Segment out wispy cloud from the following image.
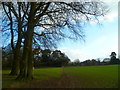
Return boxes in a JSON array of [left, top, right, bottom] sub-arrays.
[[99, 12, 118, 22], [60, 48, 90, 61], [59, 33, 118, 61], [90, 1, 118, 23]]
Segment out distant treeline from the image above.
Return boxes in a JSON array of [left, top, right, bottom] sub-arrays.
[[68, 58, 120, 66], [2, 48, 120, 68], [68, 52, 120, 66]]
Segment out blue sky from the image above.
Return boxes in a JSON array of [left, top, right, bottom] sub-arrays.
[[58, 1, 118, 61]]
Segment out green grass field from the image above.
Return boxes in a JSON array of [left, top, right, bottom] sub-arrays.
[[2, 65, 119, 88]]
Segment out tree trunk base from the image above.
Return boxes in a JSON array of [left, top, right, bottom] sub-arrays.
[[15, 74, 34, 81], [9, 71, 18, 76]]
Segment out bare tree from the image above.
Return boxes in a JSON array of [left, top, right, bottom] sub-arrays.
[[2, 1, 108, 80]]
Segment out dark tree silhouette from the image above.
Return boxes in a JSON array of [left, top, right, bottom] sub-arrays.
[[34, 49, 70, 67], [110, 52, 119, 64], [110, 52, 116, 58], [51, 50, 70, 67]]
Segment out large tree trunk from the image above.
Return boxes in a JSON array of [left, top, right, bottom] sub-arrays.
[[16, 27, 34, 80], [16, 37, 29, 80], [16, 3, 35, 80]]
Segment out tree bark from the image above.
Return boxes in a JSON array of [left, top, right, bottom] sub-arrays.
[[9, 20, 22, 75], [16, 27, 34, 80], [9, 48, 20, 75], [27, 26, 34, 79], [16, 2, 35, 80]]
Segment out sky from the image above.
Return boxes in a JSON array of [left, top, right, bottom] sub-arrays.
[[58, 1, 118, 62]]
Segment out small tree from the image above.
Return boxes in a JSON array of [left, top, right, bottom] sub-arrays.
[[110, 52, 116, 58], [51, 50, 70, 67], [74, 59, 80, 66], [110, 52, 117, 64]]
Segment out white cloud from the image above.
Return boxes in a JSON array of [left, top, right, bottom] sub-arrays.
[[83, 9, 118, 24], [59, 33, 118, 62], [60, 48, 85, 61], [60, 47, 100, 61], [89, 11, 118, 24], [99, 12, 118, 22], [92, 1, 118, 23], [102, 0, 119, 2]]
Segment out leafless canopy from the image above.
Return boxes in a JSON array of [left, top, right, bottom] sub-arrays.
[[2, 1, 108, 49]]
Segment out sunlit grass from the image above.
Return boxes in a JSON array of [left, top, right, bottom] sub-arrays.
[[64, 65, 118, 88], [34, 67, 62, 80]]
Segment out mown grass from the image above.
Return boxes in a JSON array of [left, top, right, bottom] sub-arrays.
[[34, 67, 62, 80], [2, 65, 119, 88], [63, 65, 118, 88]]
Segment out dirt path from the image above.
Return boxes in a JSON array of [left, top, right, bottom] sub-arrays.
[[19, 68, 76, 88], [38, 68, 77, 88]]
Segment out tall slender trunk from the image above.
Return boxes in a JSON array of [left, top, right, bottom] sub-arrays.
[[27, 28, 34, 79], [9, 22, 22, 75], [9, 48, 20, 75]]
